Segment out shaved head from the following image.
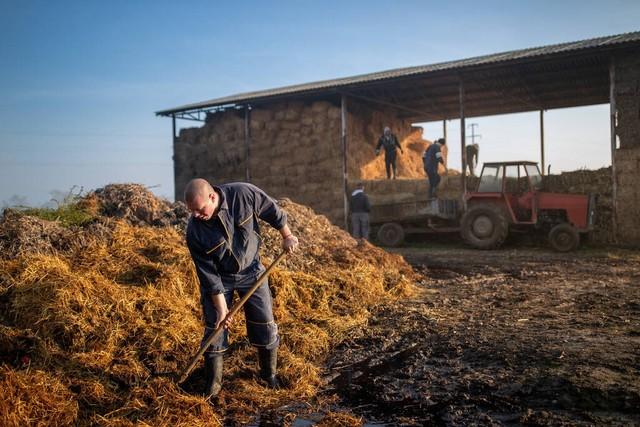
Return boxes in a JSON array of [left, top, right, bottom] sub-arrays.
[[184, 178, 213, 204], [184, 179, 220, 221]]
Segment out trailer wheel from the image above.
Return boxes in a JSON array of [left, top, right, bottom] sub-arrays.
[[461, 204, 509, 249], [377, 222, 405, 247], [548, 223, 579, 252]]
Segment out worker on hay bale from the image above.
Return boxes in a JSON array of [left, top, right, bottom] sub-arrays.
[[423, 138, 448, 199], [375, 126, 404, 179], [465, 143, 480, 176], [350, 182, 371, 246], [184, 178, 299, 398]]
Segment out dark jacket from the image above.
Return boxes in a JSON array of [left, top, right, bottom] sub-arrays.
[[186, 182, 287, 296], [423, 143, 444, 173], [350, 190, 371, 213], [376, 134, 401, 155]]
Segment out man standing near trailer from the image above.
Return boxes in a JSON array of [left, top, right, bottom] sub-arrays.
[[350, 183, 371, 246], [184, 178, 299, 399], [423, 138, 448, 199]]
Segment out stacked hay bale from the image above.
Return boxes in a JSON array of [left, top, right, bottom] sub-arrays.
[[175, 112, 247, 199], [249, 101, 344, 224], [0, 184, 416, 426], [175, 100, 345, 225], [173, 98, 457, 227]]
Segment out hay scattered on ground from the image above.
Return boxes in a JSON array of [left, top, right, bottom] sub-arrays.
[[0, 184, 417, 426]]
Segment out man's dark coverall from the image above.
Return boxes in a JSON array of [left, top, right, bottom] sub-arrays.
[[186, 182, 286, 360], [423, 143, 445, 199], [376, 133, 402, 179]]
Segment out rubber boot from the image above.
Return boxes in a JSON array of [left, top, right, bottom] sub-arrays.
[[203, 355, 223, 398], [257, 347, 280, 389]]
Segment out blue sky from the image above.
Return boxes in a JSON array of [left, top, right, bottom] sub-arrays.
[[1, 0, 639, 206]]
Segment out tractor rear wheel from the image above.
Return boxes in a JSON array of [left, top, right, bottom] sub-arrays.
[[376, 222, 405, 247], [461, 204, 509, 249], [548, 223, 580, 252]]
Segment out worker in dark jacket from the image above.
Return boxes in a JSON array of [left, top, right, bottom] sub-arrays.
[[375, 126, 404, 179], [184, 178, 299, 399], [350, 183, 371, 246], [423, 138, 448, 199]]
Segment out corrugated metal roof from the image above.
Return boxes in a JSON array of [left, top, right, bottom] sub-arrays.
[[156, 31, 640, 116]]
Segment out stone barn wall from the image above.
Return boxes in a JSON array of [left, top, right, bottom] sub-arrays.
[[614, 52, 640, 246]]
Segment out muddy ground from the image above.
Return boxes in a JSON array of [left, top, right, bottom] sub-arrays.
[[324, 244, 640, 426]]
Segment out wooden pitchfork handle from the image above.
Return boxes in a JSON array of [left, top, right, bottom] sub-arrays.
[[177, 251, 287, 384]]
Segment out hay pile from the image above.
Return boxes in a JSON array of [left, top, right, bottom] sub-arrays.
[[356, 127, 432, 180], [91, 183, 190, 228], [0, 184, 417, 426]]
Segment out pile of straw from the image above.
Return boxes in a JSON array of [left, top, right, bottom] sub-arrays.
[[0, 184, 416, 426]]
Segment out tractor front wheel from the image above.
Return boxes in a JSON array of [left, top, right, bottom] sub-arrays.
[[548, 223, 580, 252], [461, 204, 509, 249]]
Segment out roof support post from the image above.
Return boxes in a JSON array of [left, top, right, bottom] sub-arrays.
[[172, 115, 177, 143], [341, 94, 349, 230], [459, 78, 467, 196], [244, 105, 251, 182], [442, 119, 447, 143], [609, 58, 618, 242], [172, 115, 178, 202], [540, 110, 545, 175]]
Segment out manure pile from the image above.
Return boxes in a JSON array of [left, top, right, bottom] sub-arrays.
[[0, 184, 417, 426]]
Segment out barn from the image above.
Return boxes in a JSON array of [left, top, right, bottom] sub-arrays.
[[157, 32, 640, 245]]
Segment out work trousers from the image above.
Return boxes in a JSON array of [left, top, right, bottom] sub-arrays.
[[351, 212, 370, 240], [465, 160, 476, 177], [385, 152, 397, 179], [427, 170, 440, 199], [201, 272, 278, 360]]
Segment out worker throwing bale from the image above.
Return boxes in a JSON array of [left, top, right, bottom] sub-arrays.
[[184, 178, 299, 399]]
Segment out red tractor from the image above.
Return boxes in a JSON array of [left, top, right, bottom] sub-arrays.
[[461, 161, 596, 251]]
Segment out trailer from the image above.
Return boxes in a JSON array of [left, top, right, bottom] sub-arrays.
[[371, 198, 460, 247]]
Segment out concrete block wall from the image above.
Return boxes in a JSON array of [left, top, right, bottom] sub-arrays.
[[615, 147, 640, 245], [614, 52, 640, 245]]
